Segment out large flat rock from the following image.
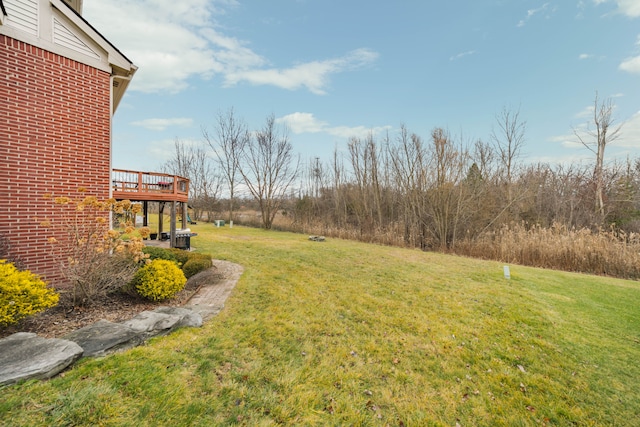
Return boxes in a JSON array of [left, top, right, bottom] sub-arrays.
[[154, 306, 203, 328], [121, 310, 182, 335], [0, 333, 83, 386], [63, 320, 142, 357]]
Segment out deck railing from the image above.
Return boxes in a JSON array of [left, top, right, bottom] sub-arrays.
[[111, 169, 189, 202]]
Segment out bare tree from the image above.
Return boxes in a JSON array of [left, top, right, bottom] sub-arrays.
[[389, 125, 429, 247], [240, 114, 300, 229], [471, 138, 497, 182], [330, 147, 348, 228], [204, 107, 250, 223], [161, 138, 193, 179], [190, 149, 223, 222], [490, 105, 526, 206], [426, 128, 472, 249], [161, 139, 221, 221], [573, 92, 623, 222]]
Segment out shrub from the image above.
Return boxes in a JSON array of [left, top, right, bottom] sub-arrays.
[[0, 260, 59, 326], [182, 254, 213, 278], [39, 191, 149, 304], [130, 259, 187, 301], [167, 248, 191, 266], [142, 246, 178, 264]]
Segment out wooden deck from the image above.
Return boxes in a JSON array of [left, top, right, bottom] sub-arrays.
[[112, 169, 189, 202]]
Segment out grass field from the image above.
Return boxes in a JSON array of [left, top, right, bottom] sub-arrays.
[[2, 223, 639, 426]]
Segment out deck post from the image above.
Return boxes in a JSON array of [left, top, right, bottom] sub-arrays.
[[143, 201, 148, 227], [182, 202, 187, 229], [158, 202, 164, 239], [170, 201, 177, 248]]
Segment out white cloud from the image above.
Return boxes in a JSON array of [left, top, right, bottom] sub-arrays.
[[579, 53, 593, 59], [593, 0, 640, 17], [223, 49, 379, 95], [616, 110, 640, 148], [549, 131, 584, 149], [574, 105, 595, 119], [611, 0, 640, 17], [84, 1, 220, 93], [325, 125, 392, 140], [449, 50, 477, 61], [276, 112, 329, 134], [147, 138, 183, 164], [276, 112, 391, 139], [619, 34, 640, 74], [83, 1, 377, 95], [620, 55, 640, 73], [517, 2, 552, 27], [131, 118, 194, 131]]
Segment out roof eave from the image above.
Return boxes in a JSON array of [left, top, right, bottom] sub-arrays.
[[50, 0, 137, 111], [112, 64, 138, 113], [0, 0, 7, 25]]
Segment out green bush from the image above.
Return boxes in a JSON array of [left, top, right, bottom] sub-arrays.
[[130, 259, 187, 301], [182, 254, 213, 278], [142, 246, 178, 264], [167, 248, 191, 266], [0, 260, 59, 326]]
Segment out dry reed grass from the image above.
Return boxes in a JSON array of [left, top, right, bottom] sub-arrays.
[[454, 222, 640, 279]]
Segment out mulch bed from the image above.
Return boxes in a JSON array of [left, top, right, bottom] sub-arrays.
[[0, 267, 223, 339]]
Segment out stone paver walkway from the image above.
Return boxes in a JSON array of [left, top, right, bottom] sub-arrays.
[[184, 260, 244, 321]]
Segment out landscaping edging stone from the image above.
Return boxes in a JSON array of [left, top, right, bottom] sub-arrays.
[[0, 306, 203, 386], [63, 319, 144, 358], [0, 333, 84, 386]]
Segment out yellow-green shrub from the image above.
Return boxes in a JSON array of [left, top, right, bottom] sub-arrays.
[[130, 259, 186, 301], [0, 260, 59, 326]]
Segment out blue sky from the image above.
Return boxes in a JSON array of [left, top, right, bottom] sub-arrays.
[[84, 1, 640, 173]]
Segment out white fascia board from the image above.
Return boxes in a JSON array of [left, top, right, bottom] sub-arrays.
[[1, 0, 9, 26]]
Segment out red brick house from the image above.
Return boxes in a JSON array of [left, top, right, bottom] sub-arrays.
[[0, 0, 137, 283]]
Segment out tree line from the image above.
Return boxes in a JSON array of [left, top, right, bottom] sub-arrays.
[[161, 97, 640, 259]]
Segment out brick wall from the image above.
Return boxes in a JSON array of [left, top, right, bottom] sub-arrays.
[[0, 34, 111, 286]]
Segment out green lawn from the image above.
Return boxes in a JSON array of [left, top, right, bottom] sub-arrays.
[[2, 224, 639, 426]]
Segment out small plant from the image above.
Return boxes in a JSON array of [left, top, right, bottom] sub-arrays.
[[129, 259, 187, 301], [0, 260, 59, 326], [182, 254, 213, 278]]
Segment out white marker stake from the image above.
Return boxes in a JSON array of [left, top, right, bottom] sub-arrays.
[[503, 266, 511, 280]]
